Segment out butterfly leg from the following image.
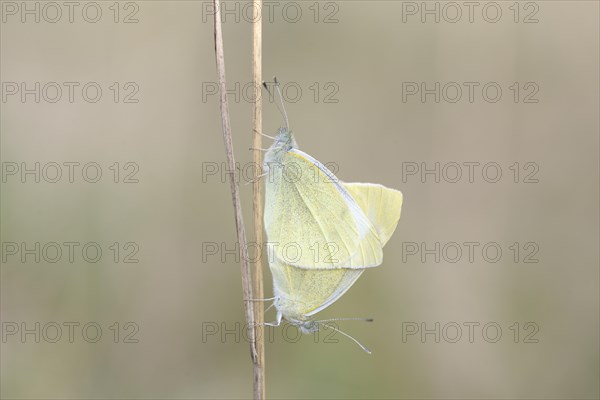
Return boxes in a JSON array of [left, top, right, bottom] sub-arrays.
[[264, 310, 283, 327]]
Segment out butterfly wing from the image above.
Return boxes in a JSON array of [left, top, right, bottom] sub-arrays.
[[270, 258, 364, 320], [264, 149, 383, 269], [270, 183, 402, 320], [342, 183, 403, 246]]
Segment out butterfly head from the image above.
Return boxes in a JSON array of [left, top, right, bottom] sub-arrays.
[[273, 127, 297, 150], [281, 313, 320, 334], [264, 127, 297, 165], [295, 320, 320, 334]]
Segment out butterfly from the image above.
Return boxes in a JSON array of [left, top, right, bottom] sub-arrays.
[[259, 79, 403, 352], [263, 130, 402, 352]]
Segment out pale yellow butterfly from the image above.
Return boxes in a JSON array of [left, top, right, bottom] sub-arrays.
[[263, 130, 402, 329], [261, 80, 403, 352]]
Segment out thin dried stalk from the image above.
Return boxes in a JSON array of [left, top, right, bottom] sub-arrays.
[[212, 0, 257, 370], [251, 0, 266, 399]]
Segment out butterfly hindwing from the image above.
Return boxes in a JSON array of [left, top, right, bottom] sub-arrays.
[[270, 258, 364, 320], [342, 183, 403, 247]]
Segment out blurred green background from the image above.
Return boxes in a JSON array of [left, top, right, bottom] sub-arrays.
[[1, 1, 598, 399]]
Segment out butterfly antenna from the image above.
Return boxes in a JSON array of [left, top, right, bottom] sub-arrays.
[[321, 322, 372, 354], [314, 317, 374, 323], [271, 77, 290, 132]]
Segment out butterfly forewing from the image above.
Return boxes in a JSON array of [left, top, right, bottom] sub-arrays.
[[264, 149, 383, 269]]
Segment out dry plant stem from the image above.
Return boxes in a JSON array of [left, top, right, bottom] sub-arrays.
[[251, 1, 266, 399], [212, 0, 257, 366]]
